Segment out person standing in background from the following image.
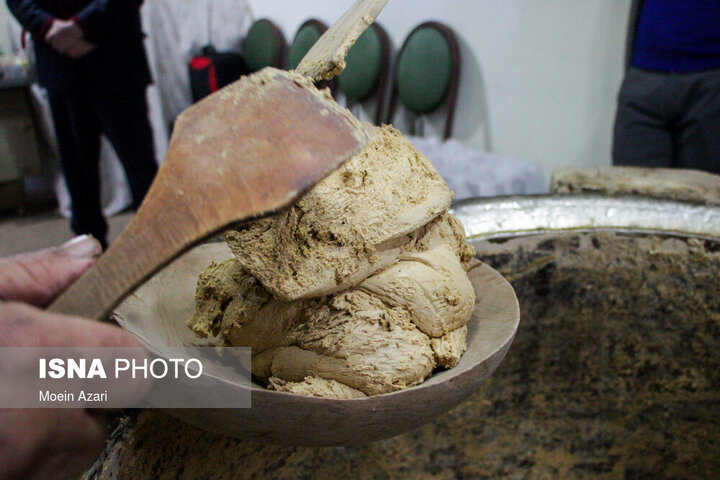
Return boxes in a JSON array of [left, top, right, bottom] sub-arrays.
[[613, 0, 720, 175], [6, 0, 158, 249]]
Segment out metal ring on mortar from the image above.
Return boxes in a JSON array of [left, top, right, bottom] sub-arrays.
[[451, 194, 720, 241]]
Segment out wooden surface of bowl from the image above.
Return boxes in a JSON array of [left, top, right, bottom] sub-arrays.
[[113, 242, 519, 445]]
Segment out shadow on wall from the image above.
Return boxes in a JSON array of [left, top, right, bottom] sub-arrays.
[[579, 0, 630, 166], [453, 32, 492, 151], [388, 28, 492, 149]]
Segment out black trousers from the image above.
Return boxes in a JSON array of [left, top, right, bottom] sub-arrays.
[[613, 67, 720, 175], [48, 88, 158, 246]]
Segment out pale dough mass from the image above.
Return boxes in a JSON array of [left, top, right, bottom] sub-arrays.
[[188, 125, 477, 399]]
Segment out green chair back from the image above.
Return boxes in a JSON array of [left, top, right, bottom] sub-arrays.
[[242, 19, 285, 73], [397, 27, 451, 113], [337, 23, 391, 125], [389, 22, 461, 139], [338, 24, 385, 101], [286, 20, 327, 70]]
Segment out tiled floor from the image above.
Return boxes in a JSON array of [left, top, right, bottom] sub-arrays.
[[0, 208, 133, 257]]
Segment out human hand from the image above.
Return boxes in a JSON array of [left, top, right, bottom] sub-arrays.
[[0, 236, 149, 480], [66, 39, 96, 59], [44, 19, 85, 56]]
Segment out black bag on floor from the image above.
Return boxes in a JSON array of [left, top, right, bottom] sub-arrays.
[[189, 46, 248, 102]]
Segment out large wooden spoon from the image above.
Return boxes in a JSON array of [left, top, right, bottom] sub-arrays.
[[49, 0, 389, 320]]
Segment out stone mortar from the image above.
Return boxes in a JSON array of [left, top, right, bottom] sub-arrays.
[[88, 229, 720, 479]]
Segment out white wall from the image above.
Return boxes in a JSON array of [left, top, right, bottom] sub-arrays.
[[0, 1, 631, 183], [249, 0, 631, 183], [0, 2, 13, 55]]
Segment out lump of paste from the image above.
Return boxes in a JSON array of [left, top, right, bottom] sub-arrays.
[[360, 214, 475, 337], [189, 214, 475, 399], [268, 376, 366, 399], [224, 125, 453, 302], [188, 123, 477, 400]]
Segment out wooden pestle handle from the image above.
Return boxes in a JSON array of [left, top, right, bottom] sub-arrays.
[[47, 190, 204, 321], [46, 134, 245, 321], [46, 0, 392, 321], [295, 0, 389, 81], [47, 70, 369, 321]]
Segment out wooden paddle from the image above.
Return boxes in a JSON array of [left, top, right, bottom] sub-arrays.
[[49, 0, 389, 320]]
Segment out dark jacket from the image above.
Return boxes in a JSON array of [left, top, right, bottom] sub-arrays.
[[6, 0, 152, 92]]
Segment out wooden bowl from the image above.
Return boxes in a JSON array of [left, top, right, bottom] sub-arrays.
[[113, 243, 519, 446]]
